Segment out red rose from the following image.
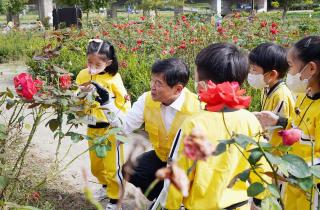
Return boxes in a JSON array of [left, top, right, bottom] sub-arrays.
[[271, 22, 277, 28], [181, 15, 187, 22], [260, 21, 267, 27], [278, 128, 301, 146], [169, 47, 176, 55], [140, 16, 146, 21], [137, 39, 143, 46], [199, 81, 251, 112], [270, 27, 279, 35], [131, 47, 139, 52], [59, 74, 72, 89], [217, 26, 225, 34], [233, 36, 238, 44], [13, 73, 41, 100]]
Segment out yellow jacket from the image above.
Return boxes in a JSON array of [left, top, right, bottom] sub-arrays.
[[287, 93, 320, 164], [261, 82, 295, 146], [163, 109, 265, 210], [144, 88, 200, 161], [76, 69, 130, 122]]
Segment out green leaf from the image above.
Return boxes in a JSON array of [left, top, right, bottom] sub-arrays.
[[239, 169, 250, 182], [275, 145, 292, 153], [0, 124, 7, 140], [116, 135, 127, 143], [267, 184, 280, 198], [6, 88, 14, 98], [247, 182, 265, 197], [261, 196, 282, 210], [310, 165, 320, 178], [234, 134, 256, 149], [95, 145, 106, 158], [212, 142, 227, 156], [282, 154, 310, 178], [105, 127, 122, 138], [46, 119, 59, 132], [248, 150, 263, 165], [6, 99, 16, 110], [297, 177, 313, 191], [66, 132, 84, 143], [265, 152, 283, 165], [0, 176, 9, 190]]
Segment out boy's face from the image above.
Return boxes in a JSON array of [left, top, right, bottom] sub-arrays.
[[249, 64, 278, 86], [150, 73, 183, 105]]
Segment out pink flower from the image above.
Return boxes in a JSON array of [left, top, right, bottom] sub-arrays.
[[162, 50, 168, 55], [156, 163, 189, 197], [184, 127, 215, 161], [278, 128, 301, 146]]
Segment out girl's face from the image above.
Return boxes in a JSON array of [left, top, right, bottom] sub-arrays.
[[287, 47, 319, 93], [87, 54, 112, 75]]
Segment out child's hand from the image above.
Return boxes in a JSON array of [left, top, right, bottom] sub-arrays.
[[80, 82, 95, 92], [253, 111, 279, 129]]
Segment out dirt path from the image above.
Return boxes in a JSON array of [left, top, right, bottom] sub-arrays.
[[0, 63, 151, 209]]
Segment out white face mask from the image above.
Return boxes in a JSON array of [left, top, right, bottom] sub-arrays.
[[286, 65, 309, 93], [247, 73, 268, 89], [88, 66, 105, 75]]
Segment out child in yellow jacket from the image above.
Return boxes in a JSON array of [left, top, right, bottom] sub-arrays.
[[255, 36, 320, 210], [248, 43, 295, 146], [76, 39, 130, 210], [161, 43, 267, 210]]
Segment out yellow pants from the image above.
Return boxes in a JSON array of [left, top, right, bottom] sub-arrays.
[[283, 183, 318, 210], [87, 127, 124, 200]]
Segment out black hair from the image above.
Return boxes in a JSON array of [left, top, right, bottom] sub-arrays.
[[294, 36, 320, 82], [249, 43, 289, 79], [151, 58, 190, 87], [294, 36, 320, 65], [195, 43, 249, 85], [87, 39, 118, 76]]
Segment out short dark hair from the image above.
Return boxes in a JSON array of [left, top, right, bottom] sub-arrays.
[[151, 58, 190, 87], [195, 43, 249, 85], [87, 39, 119, 76], [249, 43, 289, 79]]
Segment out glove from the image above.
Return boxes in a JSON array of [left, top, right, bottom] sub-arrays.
[[91, 81, 110, 105]]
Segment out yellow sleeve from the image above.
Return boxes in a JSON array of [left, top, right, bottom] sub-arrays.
[[164, 120, 195, 210], [111, 74, 130, 112], [76, 69, 90, 85]]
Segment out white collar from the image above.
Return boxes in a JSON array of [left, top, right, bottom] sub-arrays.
[[162, 88, 185, 111]]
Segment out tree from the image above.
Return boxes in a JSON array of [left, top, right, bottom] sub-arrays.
[[0, 0, 28, 25], [129, 0, 185, 17], [272, 0, 314, 19]]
